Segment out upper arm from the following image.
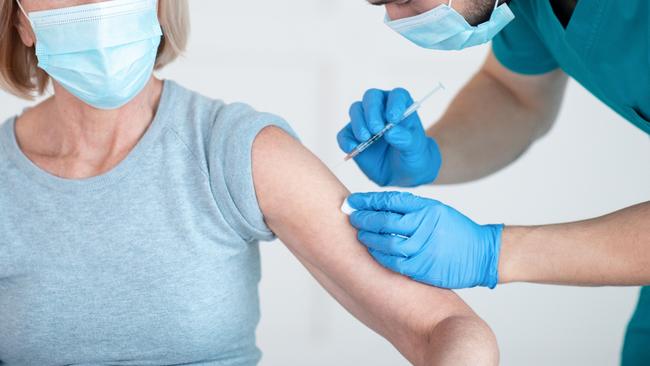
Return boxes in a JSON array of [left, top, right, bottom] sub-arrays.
[[252, 126, 493, 363], [482, 49, 568, 137], [484, 49, 568, 112], [486, 4, 569, 130]]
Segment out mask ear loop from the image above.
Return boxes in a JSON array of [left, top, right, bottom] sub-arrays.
[[448, 0, 454, 9], [493, 0, 500, 10], [15, 0, 34, 29]]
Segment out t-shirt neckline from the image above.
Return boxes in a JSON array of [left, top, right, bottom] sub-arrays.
[[0, 79, 175, 193]]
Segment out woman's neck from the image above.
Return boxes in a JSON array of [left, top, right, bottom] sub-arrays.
[[15, 77, 164, 179]]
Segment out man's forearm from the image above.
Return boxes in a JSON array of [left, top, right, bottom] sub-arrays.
[[427, 52, 567, 184], [499, 201, 650, 286]]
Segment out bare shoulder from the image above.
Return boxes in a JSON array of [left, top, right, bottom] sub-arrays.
[[252, 125, 347, 225], [252, 126, 302, 167]]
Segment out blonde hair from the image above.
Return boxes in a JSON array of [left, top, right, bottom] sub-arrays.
[[0, 0, 190, 99]]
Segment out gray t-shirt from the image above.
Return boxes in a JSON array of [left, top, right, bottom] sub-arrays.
[[0, 80, 297, 365]]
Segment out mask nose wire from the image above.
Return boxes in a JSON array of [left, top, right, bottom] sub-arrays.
[[14, 0, 34, 28]]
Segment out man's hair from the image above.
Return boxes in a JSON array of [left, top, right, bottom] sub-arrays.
[[0, 0, 190, 99]]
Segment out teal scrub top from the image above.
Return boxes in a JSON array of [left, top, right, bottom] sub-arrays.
[[492, 0, 650, 135], [492, 1, 650, 364]]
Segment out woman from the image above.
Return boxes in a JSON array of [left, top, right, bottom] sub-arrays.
[[0, 0, 497, 365]]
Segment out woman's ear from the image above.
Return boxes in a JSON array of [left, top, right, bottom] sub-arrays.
[[14, 9, 35, 48]]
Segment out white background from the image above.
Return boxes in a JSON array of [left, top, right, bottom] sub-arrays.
[[1, 0, 649, 365]]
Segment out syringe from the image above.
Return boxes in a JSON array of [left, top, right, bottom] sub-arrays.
[[344, 82, 445, 162]]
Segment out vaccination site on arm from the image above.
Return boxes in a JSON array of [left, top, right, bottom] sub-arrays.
[[0, 0, 648, 365]]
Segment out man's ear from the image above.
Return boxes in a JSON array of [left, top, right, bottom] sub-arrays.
[[14, 9, 35, 48]]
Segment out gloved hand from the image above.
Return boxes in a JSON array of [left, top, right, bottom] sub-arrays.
[[337, 88, 442, 187], [347, 191, 503, 289]]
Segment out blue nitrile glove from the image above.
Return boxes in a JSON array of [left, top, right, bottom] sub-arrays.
[[347, 191, 503, 289], [336, 88, 441, 187]]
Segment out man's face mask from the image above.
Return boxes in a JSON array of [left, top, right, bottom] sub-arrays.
[[385, 0, 515, 51]]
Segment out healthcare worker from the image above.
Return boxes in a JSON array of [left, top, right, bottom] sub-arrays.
[[337, 0, 650, 364]]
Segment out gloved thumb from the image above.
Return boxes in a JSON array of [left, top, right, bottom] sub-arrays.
[[383, 124, 417, 151], [347, 191, 429, 214]]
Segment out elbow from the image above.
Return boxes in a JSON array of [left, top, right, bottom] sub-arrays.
[[531, 113, 556, 140], [417, 315, 499, 366]]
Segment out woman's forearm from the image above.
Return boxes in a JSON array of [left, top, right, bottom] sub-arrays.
[[499, 201, 650, 286], [290, 247, 498, 366]]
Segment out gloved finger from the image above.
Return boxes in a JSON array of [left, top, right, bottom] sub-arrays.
[[400, 110, 424, 131], [349, 101, 372, 142], [337, 123, 360, 153], [368, 248, 409, 276], [349, 210, 415, 236], [362, 89, 388, 135], [358, 231, 415, 258], [382, 124, 417, 151], [358, 231, 407, 255], [347, 191, 432, 214], [385, 88, 414, 125]]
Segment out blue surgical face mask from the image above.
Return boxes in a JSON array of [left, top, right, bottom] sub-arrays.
[[16, 0, 162, 110], [385, 0, 515, 51]]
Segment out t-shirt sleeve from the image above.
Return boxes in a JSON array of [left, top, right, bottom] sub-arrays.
[[208, 102, 299, 242], [492, 4, 559, 75]]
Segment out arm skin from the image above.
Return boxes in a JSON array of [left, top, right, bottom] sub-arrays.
[[500, 201, 650, 286], [428, 50, 569, 184], [253, 126, 499, 366]]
